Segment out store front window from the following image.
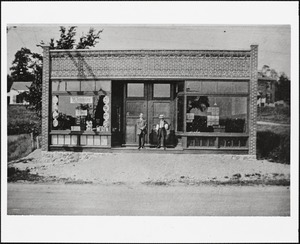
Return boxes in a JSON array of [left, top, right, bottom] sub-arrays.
[[51, 80, 111, 133], [186, 96, 247, 133]]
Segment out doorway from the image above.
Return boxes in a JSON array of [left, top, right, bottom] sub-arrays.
[[124, 82, 175, 147]]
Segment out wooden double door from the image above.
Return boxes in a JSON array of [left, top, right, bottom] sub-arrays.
[[125, 82, 175, 146]]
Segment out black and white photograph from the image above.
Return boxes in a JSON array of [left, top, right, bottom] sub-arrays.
[[1, 1, 298, 243]]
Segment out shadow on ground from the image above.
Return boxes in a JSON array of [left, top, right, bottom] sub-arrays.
[[7, 166, 290, 186]]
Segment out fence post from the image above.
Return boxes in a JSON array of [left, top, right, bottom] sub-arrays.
[[31, 132, 34, 151], [36, 136, 40, 149]]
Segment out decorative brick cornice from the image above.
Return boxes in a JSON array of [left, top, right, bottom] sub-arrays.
[[49, 49, 252, 79]]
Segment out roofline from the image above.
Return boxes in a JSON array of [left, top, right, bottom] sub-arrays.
[[49, 48, 252, 53]]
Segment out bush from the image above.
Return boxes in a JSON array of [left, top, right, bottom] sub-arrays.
[[257, 131, 290, 164], [7, 121, 41, 136]]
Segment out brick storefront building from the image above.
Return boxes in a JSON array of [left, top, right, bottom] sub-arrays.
[[41, 45, 258, 155]]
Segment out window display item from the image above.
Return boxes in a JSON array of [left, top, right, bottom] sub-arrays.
[[53, 118, 58, 127], [103, 104, 109, 112], [103, 112, 109, 121], [103, 96, 109, 104], [86, 120, 93, 131]]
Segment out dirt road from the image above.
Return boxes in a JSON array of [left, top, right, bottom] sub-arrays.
[[7, 183, 290, 216]]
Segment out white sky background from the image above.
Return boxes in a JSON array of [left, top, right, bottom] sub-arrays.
[[7, 25, 291, 76], [1, 1, 299, 243]]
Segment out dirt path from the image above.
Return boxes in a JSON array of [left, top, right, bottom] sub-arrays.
[[8, 149, 290, 185], [8, 183, 290, 216]]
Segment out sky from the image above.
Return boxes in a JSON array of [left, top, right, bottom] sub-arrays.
[[1, 2, 299, 244], [7, 24, 291, 77]]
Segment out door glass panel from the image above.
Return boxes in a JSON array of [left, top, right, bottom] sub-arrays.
[[126, 102, 146, 116], [127, 83, 144, 97], [153, 84, 170, 98], [153, 102, 170, 118]]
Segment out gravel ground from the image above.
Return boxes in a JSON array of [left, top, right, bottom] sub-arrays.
[[8, 149, 290, 185]]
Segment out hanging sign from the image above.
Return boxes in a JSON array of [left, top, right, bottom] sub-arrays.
[[186, 113, 195, 120], [70, 96, 93, 104]]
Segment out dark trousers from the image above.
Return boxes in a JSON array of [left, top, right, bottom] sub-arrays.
[[157, 128, 167, 148], [138, 130, 146, 147]]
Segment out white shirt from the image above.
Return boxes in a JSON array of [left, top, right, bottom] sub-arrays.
[[159, 120, 164, 128]]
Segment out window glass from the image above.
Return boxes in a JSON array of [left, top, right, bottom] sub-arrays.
[[186, 96, 247, 133], [234, 82, 248, 93], [81, 81, 95, 91], [186, 81, 217, 93], [218, 82, 234, 93], [186, 81, 249, 94], [52, 81, 66, 91], [201, 82, 217, 93], [51, 81, 111, 132], [51, 94, 110, 132], [127, 83, 144, 97], [96, 81, 111, 92], [186, 81, 201, 92], [153, 84, 170, 97], [66, 81, 80, 91]]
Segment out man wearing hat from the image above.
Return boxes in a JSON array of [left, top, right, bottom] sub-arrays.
[[136, 113, 147, 149], [156, 114, 169, 149]]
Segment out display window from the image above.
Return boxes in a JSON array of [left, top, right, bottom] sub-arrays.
[[186, 96, 247, 133], [51, 80, 111, 133]]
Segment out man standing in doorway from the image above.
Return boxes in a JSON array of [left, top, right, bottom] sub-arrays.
[[137, 113, 147, 149], [156, 114, 169, 150]]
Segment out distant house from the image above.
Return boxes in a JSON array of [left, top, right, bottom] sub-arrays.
[[257, 72, 277, 107], [7, 81, 32, 105]]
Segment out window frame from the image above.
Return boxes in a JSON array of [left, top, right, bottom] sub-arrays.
[[50, 80, 112, 135], [176, 79, 250, 136]]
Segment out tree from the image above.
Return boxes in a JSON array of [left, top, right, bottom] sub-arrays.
[[10, 47, 36, 81], [275, 73, 290, 103], [76, 28, 103, 49], [7, 75, 13, 92], [24, 53, 43, 117], [260, 65, 278, 80], [49, 26, 102, 50], [9, 26, 103, 118]]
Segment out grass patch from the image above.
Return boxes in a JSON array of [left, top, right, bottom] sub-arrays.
[[257, 106, 290, 124], [8, 134, 33, 162], [8, 105, 41, 135]]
